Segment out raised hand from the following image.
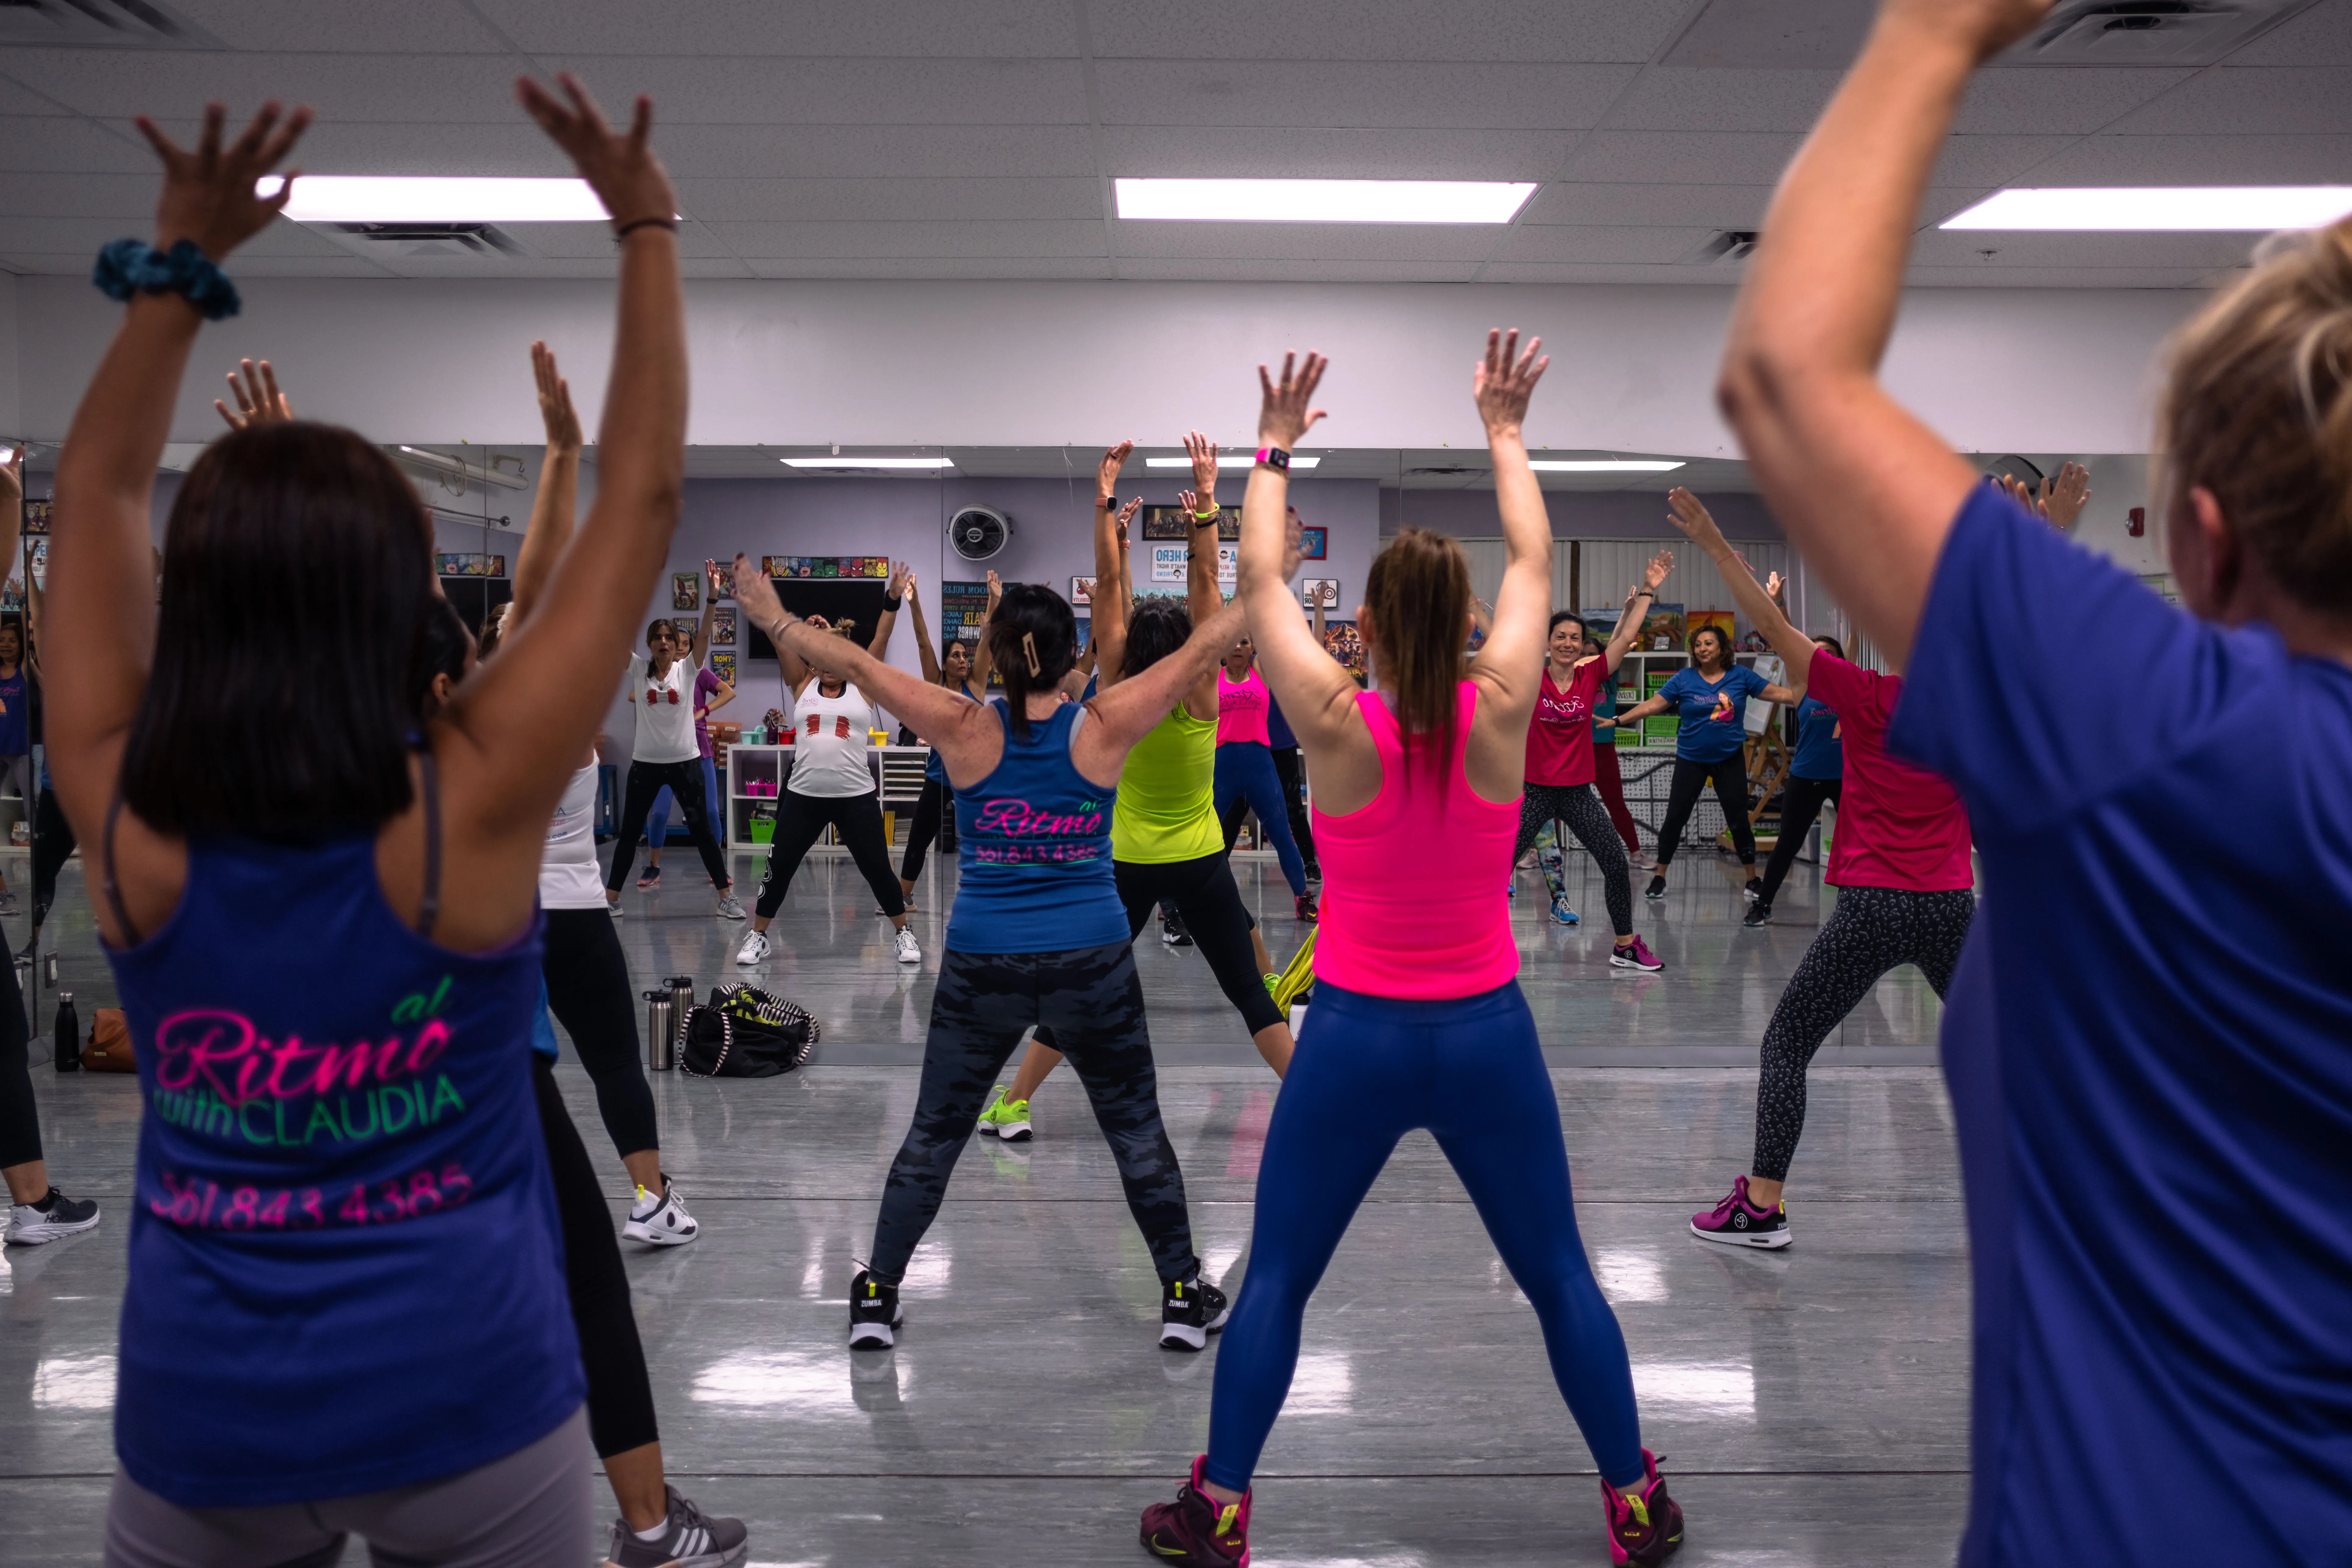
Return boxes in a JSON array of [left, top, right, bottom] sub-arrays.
[[1643, 548, 1674, 592], [136, 100, 312, 261], [1116, 497, 1142, 540], [705, 557, 728, 597], [1665, 487, 1728, 554], [1183, 429, 1219, 494], [2042, 460, 2091, 529], [1765, 570, 1788, 605], [885, 560, 911, 600], [903, 569, 920, 603], [213, 358, 292, 430], [531, 340, 582, 453], [731, 553, 784, 628], [1471, 328, 1548, 434], [515, 73, 674, 231], [0, 446, 20, 514], [1256, 351, 1329, 450], [984, 569, 1002, 604], [1095, 440, 1133, 500]]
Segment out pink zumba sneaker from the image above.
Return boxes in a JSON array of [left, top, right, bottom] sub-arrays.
[[1610, 935, 1664, 972], [1138, 1455, 1249, 1566], [1689, 1174, 1790, 1248], [1603, 1449, 1685, 1565]]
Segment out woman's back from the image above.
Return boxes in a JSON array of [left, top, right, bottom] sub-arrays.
[[945, 700, 1125, 954]]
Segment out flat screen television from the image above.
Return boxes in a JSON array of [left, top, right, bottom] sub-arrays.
[[745, 578, 893, 659]]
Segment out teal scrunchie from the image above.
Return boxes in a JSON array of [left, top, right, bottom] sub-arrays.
[[91, 237, 241, 321]]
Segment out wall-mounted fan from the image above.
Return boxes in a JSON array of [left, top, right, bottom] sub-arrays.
[[948, 505, 1011, 562]]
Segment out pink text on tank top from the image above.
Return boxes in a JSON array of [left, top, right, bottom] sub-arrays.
[[1218, 667, 1272, 747], [969, 794, 1109, 866], [1312, 683, 1520, 1000]]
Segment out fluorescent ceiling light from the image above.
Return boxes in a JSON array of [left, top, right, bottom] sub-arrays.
[[1529, 460, 1685, 473], [1942, 186, 2352, 232], [1115, 178, 1535, 224], [780, 456, 955, 469], [1144, 455, 1321, 470], [267, 176, 614, 223]]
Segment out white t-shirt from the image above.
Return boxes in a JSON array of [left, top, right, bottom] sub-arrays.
[[629, 651, 702, 764], [791, 678, 878, 798], [540, 757, 609, 910]]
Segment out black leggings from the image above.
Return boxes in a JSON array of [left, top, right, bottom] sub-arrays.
[[1654, 755, 1755, 867], [541, 907, 659, 1161], [1512, 781, 1636, 938], [755, 789, 904, 920], [32, 785, 74, 926], [870, 942, 1196, 1285], [1756, 774, 1842, 906], [1751, 885, 1977, 1181], [0, 953, 38, 1168], [1220, 745, 1316, 867], [531, 1055, 659, 1459], [606, 757, 731, 893], [1035, 852, 1285, 1049], [899, 777, 947, 883]]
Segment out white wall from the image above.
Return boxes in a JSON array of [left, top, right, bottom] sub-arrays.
[[11, 276, 2198, 457]]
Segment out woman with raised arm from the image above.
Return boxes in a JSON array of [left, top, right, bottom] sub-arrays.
[[635, 614, 732, 889], [1212, 625, 1315, 922], [1716, 2, 2352, 1559], [977, 436, 1296, 1145], [1509, 555, 1672, 971], [1665, 488, 1972, 1252], [895, 569, 995, 907], [48, 80, 688, 1566], [735, 552, 1246, 1356], [1742, 571, 1845, 929], [1140, 336, 1682, 1568], [603, 562, 737, 916], [734, 561, 917, 967]]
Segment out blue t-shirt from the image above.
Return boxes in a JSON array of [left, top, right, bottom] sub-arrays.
[[1790, 692, 1842, 780], [0, 666, 27, 756], [945, 701, 1126, 955], [1890, 486, 2352, 1566], [1655, 662, 1768, 763]]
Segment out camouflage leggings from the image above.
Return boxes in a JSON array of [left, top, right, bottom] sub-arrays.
[[868, 942, 1199, 1286]]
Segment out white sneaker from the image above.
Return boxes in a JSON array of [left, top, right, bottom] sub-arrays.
[[714, 891, 746, 921], [5, 1188, 101, 1245], [892, 927, 922, 965], [607, 899, 625, 919], [623, 1178, 698, 1246], [735, 929, 770, 966]]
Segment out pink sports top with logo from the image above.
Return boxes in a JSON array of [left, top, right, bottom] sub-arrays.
[[1217, 666, 1272, 747], [1312, 682, 1519, 1000]]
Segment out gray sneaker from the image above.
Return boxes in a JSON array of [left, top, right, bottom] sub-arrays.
[[603, 1485, 747, 1568], [0, 891, 18, 917], [713, 891, 746, 921], [5, 1187, 100, 1246]]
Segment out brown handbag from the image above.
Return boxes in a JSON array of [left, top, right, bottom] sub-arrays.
[[81, 1008, 136, 1073]]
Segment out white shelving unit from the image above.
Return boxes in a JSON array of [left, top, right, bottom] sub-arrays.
[[725, 742, 933, 854]]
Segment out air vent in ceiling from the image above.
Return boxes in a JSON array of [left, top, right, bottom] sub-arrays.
[[0, 0, 222, 48], [328, 223, 532, 260], [1681, 231, 1759, 266], [1405, 465, 1485, 476], [2011, 0, 2321, 64]]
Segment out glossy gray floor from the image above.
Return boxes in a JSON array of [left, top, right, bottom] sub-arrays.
[[1, 844, 1968, 1566]]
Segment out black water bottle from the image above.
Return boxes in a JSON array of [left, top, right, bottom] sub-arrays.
[[53, 990, 79, 1072]]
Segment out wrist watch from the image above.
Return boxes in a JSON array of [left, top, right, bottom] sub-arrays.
[[1099, 495, 1119, 510], [1254, 446, 1291, 473]]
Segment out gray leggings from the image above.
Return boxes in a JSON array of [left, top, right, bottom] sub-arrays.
[[1513, 781, 1636, 938], [103, 1408, 590, 1568]]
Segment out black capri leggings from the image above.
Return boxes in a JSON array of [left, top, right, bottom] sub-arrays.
[[540, 907, 659, 1161], [899, 776, 947, 883], [1512, 782, 1636, 938], [1035, 851, 1286, 1054], [531, 1055, 659, 1458], [606, 757, 732, 893], [0, 953, 40, 1169], [1751, 885, 1976, 1181], [1756, 774, 1842, 906], [756, 789, 905, 921], [870, 942, 1197, 1287], [1654, 755, 1756, 867]]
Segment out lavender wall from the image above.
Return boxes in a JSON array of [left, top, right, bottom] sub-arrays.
[[1380, 485, 1785, 541]]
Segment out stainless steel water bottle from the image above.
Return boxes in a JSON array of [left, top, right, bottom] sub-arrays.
[[644, 991, 675, 1072], [667, 975, 695, 1060], [53, 991, 79, 1072]]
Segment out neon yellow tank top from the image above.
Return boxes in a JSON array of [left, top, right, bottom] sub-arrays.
[[1112, 705, 1220, 863]]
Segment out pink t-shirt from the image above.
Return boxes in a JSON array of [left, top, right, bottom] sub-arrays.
[[1803, 653, 1973, 891], [1525, 659, 1605, 788], [1217, 667, 1272, 746], [1313, 684, 1519, 1000]]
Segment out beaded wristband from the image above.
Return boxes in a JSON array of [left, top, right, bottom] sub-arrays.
[[92, 238, 240, 321]]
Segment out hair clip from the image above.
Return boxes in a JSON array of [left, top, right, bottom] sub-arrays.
[[1022, 631, 1042, 676]]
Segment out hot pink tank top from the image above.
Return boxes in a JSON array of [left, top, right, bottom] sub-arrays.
[[1217, 667, 1271, 747], [1311, 683, 1520, 1000]]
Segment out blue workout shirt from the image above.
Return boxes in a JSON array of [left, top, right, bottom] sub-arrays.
[[1790, 692, 1841, 780], [1655, 662, 1768, 763], [1890, 485, 2352, 1566]]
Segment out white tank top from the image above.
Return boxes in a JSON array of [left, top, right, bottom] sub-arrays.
[[540, 759, 609, 909], [790, 679, 878, 798]]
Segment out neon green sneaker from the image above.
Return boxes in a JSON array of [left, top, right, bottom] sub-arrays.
[[977, 1088, 1033, 1142]]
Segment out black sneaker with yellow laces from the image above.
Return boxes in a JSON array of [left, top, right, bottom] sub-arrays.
[[1158, 1273, 1229, 1352], [848, 1268, 903, 1351]]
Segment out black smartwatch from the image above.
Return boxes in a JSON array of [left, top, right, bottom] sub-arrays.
[[1099, 495, 1120, 510]]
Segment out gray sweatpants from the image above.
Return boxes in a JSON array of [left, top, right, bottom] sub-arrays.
[[103, 1407, 591, 1568]]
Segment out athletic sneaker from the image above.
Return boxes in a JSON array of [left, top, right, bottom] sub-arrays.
[[1263, 972, 1281, 999], [1743, 901, 1774, 928], [4, 1187, 100, 1245], [1644, 875, 1667, 901], [1138, 1455, 1250, 1566], [1688, 1175, 1790, 1249], [1161, 912, 1194, 947], [603, 1484, 748, 1568], [848, 1268, 903, 1350], [1303, 859, 1322, 884], [735, 928, 770, 966], [1610, 936, 1665, 972], [0, 891, 19, 917], [892, 927, 922, 965], [636, 864, 662, 890], [1550, 896, 1581, 926], [713, 891, 746, 921], [607, 899, 625, 919], [977, 1089, 1033, 1142], [1603, 1449, 1685, 1566], [1159, 1274, 1230, 1352], [624, 1178, 698, 1246], [1295, 893, 1318, 924], [1742, 876, 1764, 903]]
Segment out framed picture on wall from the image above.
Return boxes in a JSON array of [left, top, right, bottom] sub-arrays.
[[1297, 525, 1327, 560], [1141, 504, 1239, 542], [712, 562, 735, 598], [1300, 578, 1340, 609], [672, 572, 700, 611], [1070, 575, 1097, 607], [22, 500, 51, 535], [710, 606, 737, 646], [709, 650, 737, 684]]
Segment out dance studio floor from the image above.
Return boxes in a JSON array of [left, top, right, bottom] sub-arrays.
[[2, 844, 1968, 1565]]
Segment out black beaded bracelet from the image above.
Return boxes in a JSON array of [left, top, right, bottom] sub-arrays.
[[614, 216, 678, 238]]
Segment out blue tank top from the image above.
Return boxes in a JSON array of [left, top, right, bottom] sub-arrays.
[[102, 769, 581, 1509], [946, 700, 1126, 955]]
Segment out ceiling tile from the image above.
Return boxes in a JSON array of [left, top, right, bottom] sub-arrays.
[[1521, 183, 1772, 227], [1095, 61, 1637, 130], [1098, 125, 1574, 180], [1112, 220, 1500, 261], [1952, 66, 2195, 134], [745, 255, 1113, 279], [487, 221, 738, 260], [0, 74, 74, 115], [672, 176, 1101, 223], [1931, 134, 2080, 187], [1897, 264, 2219, 288], [156, 0, 515, 52], [2104, 66, 2352, 135], [1561, 130, 1804, 185], [1114, 257, 1480, 281], [2019, 132, 2352, 184], [1660, 0, 1873, 69], [1602, 69, 1841, 133], [1084, 0, 1691, 63], [2222, 0, 2352, 66], [1495, 224, 1718, 264], [1477, 261, 1737, 284], [0, 116, 153, 173], [706, 219, 1106, 258], [1909, 229, 2267, 269], [0, 171, 177, 218], [473, 0, 1075, 58], [536, 55, 1091, 125], [0, 214, 347, 256], [3, 48, 528, 121], [113, 118, 574, 177], [658, 124, 1100, 179]]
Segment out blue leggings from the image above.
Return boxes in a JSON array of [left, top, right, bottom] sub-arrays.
[[646, 756, 722, 853], [1204, 979, 1646, 1493], [1213, 740, 1307, 897]]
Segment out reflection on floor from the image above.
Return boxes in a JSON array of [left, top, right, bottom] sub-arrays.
[[1, 845, 1968, 1565]]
